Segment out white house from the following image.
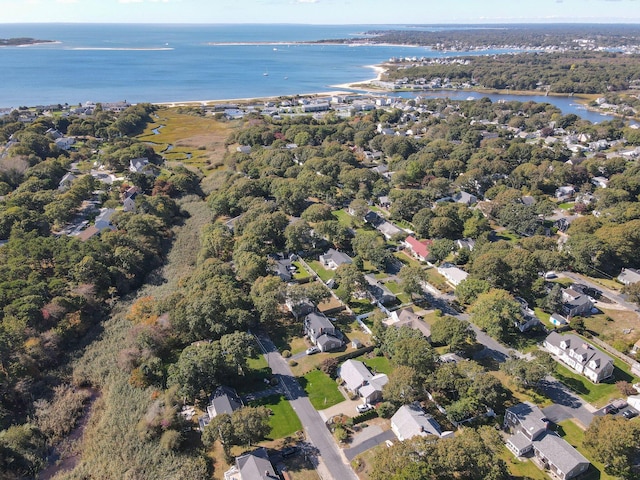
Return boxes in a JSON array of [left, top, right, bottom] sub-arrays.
[[618, 268, 640, 286], [319, 248, 352, 270], [390, 403, 453, 441], [544, 332, 614, 383], [338, 359, 388, 404], [437, 263, 469, 287]]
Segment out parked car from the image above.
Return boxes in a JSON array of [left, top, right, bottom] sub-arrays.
[[356, 403, 373, 413], [305, 346, 320, 355], [604, 405, 618, 414], [622, 409, 638, 419]]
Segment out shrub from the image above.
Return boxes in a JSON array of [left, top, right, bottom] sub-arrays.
[[289, 360, 298, 367], [377, 402, 395, 419], [282, 350, 291, 358], [320, 358, 339, 378], [352, 409, 378, 424], [334, 425, 348, 442]]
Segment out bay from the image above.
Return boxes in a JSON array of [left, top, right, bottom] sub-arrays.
[[0, 23, 630, 124]]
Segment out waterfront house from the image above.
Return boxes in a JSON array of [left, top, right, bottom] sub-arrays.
[[504, 402, 589, 480], [338, 359, 388, 404], [391, 403, 453, 441], [543, 332, 614, 383]]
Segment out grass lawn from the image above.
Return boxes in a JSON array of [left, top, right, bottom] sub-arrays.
[[489, 370, 553, 407], [424, 268, 452, 293], [269, 315, 305, 354], [533, 308, 556, 330], [292, 261, 312, 281], [500, 446, 549, 480], [358, 355, 392, 375], [558, 202, 575, 210], [236, 354, 271, 394], [348, 299, 376, 315], [394, 251, 423, 269], [332, 209, 354, 228], [553, 363, 620, 406], [585, 309, 640, 351], [307, 260, 335, 282], [300, 369, 344, 410], [250, 394, 302, 440], [556, 419, 616, 480]]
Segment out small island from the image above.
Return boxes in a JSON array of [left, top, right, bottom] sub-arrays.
[[0, 37, 55, 47]]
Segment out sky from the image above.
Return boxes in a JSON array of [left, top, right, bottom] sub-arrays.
[[0, 0, 639, 24]]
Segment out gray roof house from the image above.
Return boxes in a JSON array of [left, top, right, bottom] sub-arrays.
[[95, 208, 116, 232], [391, 403, 453, 441], [453, 191, 478, 205], [365, 274, 397, 305], [389, 307, 431, 339], [561, 288, 594, 317], [338, 359, 389, 404], [436, 263, 469, 287], [504, 402, 589, 480], [199, 386, 243, 430], [224, 447, 278, 480], [58, 172, 77, 191], [319, 248, 352, 270], [544, 332, 614, 383], [618, 267, 640, 286], [304, 312, 343, 352]]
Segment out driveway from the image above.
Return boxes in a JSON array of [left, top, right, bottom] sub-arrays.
[[560, 271, 640, 313], [538, 376, 595, 427], [253, 331, 358, 480], [318, 397, 363, 422], [343, 428, 396, 461]]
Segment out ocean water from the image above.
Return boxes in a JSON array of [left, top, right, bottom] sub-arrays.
[[0, 23, 625, 123], [0, 24, 515, 106]]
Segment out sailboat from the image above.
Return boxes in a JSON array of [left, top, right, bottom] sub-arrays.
[[263, 68, 269, 77]]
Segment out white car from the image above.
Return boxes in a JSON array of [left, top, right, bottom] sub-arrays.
[[305, 346, 320, 355], [356, 403, 373, 413]]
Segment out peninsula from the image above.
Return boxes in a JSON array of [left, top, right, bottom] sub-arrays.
[[0, 37, 55, 47]]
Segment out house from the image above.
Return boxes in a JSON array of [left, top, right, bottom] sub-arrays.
[[455, 238, 476, 251], [270, 253, 296, 282], [618, 267, 640, 286], [128, 157, 158, 176], [364, 210, 384, 226], [54, 137, 76, 150], [377, 221, 403, 240], [627, 394, 640, 410], [555, 185, 576, 201], [504, 402, 589, 480], [378, 196, 391, 209], [591, 176, 609, 189], [550, 312, 569, 326], [437, 263, 469, 287], [58, 172, 76, 191], [319, 248, 352, 270], [365, 274, 397, 305], [561, 288, 593, 317], [236, 145, 252, 154], [388, 307, 431, 339], [199, 386, 243, 430], [453, 191, 478, 205], [224, 447, 278, 480], [338, 359, 389, 404], [122, 186, 140, 213], [404, 236, 432, 262], [544, 332, 614, 383], [285, 299, 315, 320], [95, 208, 116, 232], [303, 312, 343, 352], [391, 403, 453, 441]]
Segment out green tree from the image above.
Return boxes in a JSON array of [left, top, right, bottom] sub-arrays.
[[469, 289, 522, 341], [334, 263, 366, 300], [430, 315, 476, 353], [250, 275, 286, 324], [398, 265, 426, 299], [167, 342, 226, 401], [429, 238, 454, 264], [455, 278, 491, 305], [382, 365, 421, 405], [584, 416, 640, 479]]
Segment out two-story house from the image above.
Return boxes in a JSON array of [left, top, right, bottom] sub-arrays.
[[544, 332, 614, 383], [303, 312, 343, 352], [504, 402, 589, 480]]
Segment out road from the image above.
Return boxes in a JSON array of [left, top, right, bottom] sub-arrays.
[[560, 271, 639, 313], [254, 331, 358, 480], [421, 280, 595, 426]]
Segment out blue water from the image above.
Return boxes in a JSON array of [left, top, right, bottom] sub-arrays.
[[0, 24, 628, 123]]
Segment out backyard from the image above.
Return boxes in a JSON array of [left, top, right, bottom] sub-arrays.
[[249, 394, 302, 440]]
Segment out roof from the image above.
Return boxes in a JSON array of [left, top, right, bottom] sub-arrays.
[[507, 431, 533, 452], [305, 311, 334, 332], [533, 432, 589, 474], [209, 386, 242, 417], [391, 403, 442, 440], [437, 263, 469, 285], [235, 447, 277, 480], [618, 268, 640, 285], [405, 236, 432, 259], [506, 402, 548, 440], [377, 221, 403, 238], [76, 225, 100, 242], [544, 332, 613, 374], [339, 359, 373, 392], [316, 333, 342, 349], [321, 248, 352, 267]]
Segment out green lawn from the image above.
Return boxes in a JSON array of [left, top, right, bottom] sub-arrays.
[[558, 202, 575, 210], [534, 308, 554, 329], [394, 251, 423, 269], [500, 446, 548, 480], [348, 298, 375, 315], [424, 268, 452, 293], [292, 261, 312, 281], [358, 355, 392, 375], [307, 260, 335, 282], [300, 369, 344, 410], [236, 354, 271, 394], [332, 209, 354, 228], [553, 363, 619, 406], [557, 419, 616, 480], [250, 394, 302, 440]]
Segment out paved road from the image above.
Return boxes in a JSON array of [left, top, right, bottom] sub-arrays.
[[560, 271, 639, 313], [254, 331, 358, 480]]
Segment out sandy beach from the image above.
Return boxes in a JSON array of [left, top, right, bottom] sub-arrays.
[[153, 90, 360, 107], [330, 64, 387, 90]]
